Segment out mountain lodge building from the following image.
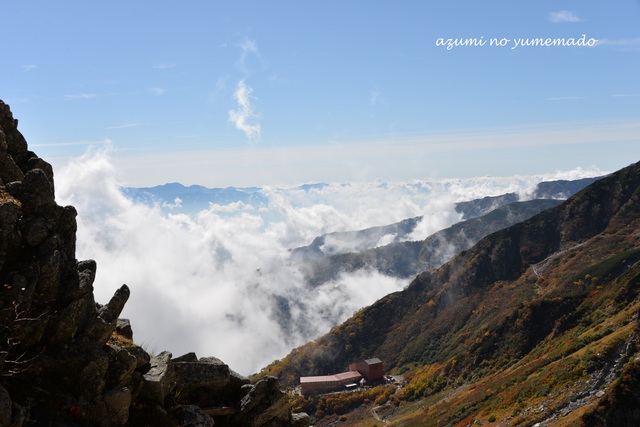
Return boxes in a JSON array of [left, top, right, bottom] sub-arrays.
[[349, 358, 384, 382], [300, 358, 384, 395]]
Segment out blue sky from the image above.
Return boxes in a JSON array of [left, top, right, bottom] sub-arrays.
[[2, 1, 640, 187]]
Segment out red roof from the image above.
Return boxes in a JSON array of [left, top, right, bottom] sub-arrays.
[[334, 371, 363, 381], [300, 375, 334, 383], [300, 370, 362, 384]]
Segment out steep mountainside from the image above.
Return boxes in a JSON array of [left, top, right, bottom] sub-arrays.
[[259, 160, 640, 426], [416, 198, 563, 272]]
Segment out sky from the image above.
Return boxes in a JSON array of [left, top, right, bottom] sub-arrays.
[[2, 0, 639, 187]]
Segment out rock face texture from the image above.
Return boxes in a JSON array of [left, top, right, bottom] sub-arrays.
[[0, 101, 306, 426]]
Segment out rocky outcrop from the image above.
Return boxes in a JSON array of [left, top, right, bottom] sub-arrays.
[[0, 100, 307, 426]]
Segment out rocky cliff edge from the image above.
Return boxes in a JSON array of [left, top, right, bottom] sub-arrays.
[[0, 100, 308, 427]]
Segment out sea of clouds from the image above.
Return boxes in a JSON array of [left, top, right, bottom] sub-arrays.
[[54, 150, 603, 375]]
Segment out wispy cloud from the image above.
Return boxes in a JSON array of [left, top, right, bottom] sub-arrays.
[[106, 122, 147, 130], [596, 38, 640, 51], [21, 64, 38, 73], [613, 93, 640, 98], [546, 96, 586, 101], [152, 62, 176, 70], [237, 37, 262, 74], [65, 93, 99, 100], [549, 10, 582, 23], [370, 86, 384, 107], [31, 138, 112, 148], [229, 80, 261, 141], [149, 87, 166, 95], [209, 75, 230, 102]]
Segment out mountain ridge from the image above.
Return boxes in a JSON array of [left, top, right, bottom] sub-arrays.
[[291, 176, 599, 262]]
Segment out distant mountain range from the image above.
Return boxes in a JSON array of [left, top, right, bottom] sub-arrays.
[[122, 177, 599, 218], [122, 182, 268, 213], [453, 177, 600, 220]]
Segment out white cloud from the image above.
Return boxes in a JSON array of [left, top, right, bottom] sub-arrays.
[[229, 79, 261, 141], [149, 87, 166, 95], [56, 151, 415, 374], [53, 149, 606, 374], [549, 10, 582, 23], [162, 197, 183, 209]]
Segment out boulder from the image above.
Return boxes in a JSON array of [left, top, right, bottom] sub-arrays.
[[0, 152, 24, 186], [234, 376, 292, 427], [115, 318, 133, 340], [291, 412, 310, 427], [229, 369, 252, 399], [140, 351, 174, 404], [173, 352, 198, 363], [5, 168, 55, 214], [87, 284, 131, 345], [46, 295, 94, 346], [0, 385, 11, 427], [23, 216, 49, 246], [125, 345, 152, 370], [106, 345, 138, 388], [173, 356, 231, 391], [170, 405, 215, 427], [104, 387, 132, 425]]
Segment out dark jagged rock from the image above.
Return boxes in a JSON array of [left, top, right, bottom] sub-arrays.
[[140, 351, 174, 405], [233, 376, 293, 427], [105, 345, 138, 389], [115, 318, 133, 340], [0, 385, 11, 426], [417, 198, 563, 272], [170, 405, 215, 427], [0, 100, 307, 426], [173, 355, 231, 391], [291, 412, 311, 427]]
